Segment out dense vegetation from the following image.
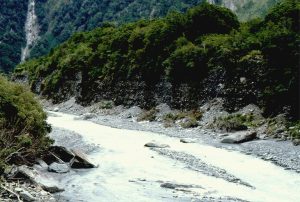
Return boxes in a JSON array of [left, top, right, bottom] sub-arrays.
[[0, 76, 52, 174], [0, 0, 280, 73], [0, 0, 27, 73], [17, 1, 299, 120]]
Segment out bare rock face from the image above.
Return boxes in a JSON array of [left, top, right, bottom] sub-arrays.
[[221, 131, 257, 144]]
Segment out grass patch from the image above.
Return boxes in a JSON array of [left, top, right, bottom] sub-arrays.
[[98, 100, 114, 109], [163, 110, 203, 128], [211, 113, 261, 132], [287, 121, 300, 140]]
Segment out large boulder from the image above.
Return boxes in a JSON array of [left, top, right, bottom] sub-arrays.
[[71, 149, 97, 168], [7, 165, 64, 193], [221, 131, 257, 144], [49, 146, 75, 163]]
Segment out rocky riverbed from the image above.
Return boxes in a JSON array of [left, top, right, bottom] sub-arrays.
[[45, 111, 300, 202], [44, 98, 300, 173], [3, 98, 298, 202]]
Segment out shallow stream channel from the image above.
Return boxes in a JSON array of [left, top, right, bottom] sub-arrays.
[[47, 112, 300, 202]]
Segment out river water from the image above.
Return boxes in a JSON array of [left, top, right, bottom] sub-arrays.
[[47, 112, 300, 202]]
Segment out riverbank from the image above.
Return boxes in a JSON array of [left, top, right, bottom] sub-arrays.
[[46, 111, 300, 202], [43, 98, 300, 173]]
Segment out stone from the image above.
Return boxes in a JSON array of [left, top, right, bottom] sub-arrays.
[[180, 139, 196, 143], [19, 190, 36, 202], [240, 77, 247, 84], [221, 131, 257, 144], [75, 113, 97, 120], [144, 142, 170, 148], [48, 162, 70, 173], [160, 183, 177, 189], [53, 107, 59, 112], [71, 149, 97, 168], [293, 139, 300, 146], [14, 188, 23, 192]]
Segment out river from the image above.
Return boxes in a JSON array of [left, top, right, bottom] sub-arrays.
[[47, 112, 300, 202]]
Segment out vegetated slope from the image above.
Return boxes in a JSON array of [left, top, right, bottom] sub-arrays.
[[0, 0, 280, 73], [0, 76, 52, 174], [30, 0, 205, 59], [16, 0, 299, 121], [0, 0, 28, 73]]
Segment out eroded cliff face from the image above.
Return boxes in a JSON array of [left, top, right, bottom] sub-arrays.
[[21, 0, 39, 62]]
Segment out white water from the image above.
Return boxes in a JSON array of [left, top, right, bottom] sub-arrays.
[[48, 112, 300, 202], [21, 0, 39, 62]]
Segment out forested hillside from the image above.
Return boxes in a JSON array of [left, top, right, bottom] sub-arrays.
[[0, 0, 28, 73], [16, 1, 299, 121], [1, 0, 280, 73]]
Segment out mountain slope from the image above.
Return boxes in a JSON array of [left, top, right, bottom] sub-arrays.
[[0, 0, 28, 73], [16, 1, 299, 120], [0, 0, 280, 73]]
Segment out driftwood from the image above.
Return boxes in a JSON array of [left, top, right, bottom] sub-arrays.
[[0, 184, 22, 202]]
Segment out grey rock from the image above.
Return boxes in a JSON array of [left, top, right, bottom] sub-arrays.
[[47, 146, 75, 163], [75, 113, 97, 120], [144, 142, 170, 148], [221, 131, 257, 144], [8, 165, 64, 193], [71, 149, 97, 168], [20, 190, 36, 202], [48, 162, 70, 173]]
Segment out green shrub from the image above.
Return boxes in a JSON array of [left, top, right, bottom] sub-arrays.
[[98, 100, 114, 109], [287, 121, 300, 140], [0, 76, 52, 174], [137, 108, 158, 122]]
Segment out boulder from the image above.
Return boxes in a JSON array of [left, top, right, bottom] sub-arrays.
[[144, 142, 170, 148], [48, 162, 70, 173], [71, 149, 97, 168], [160, 183, 177, 189], [8, 165, 64, 193], [48, 146, 75, 163], [221, 131, 257, 144], [75, 113, 97, 120]]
